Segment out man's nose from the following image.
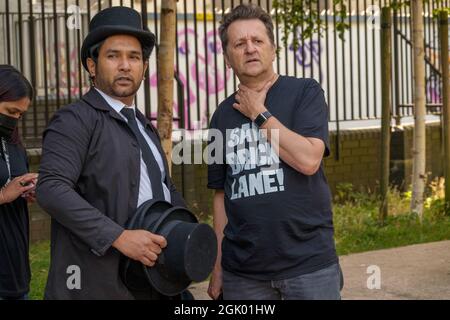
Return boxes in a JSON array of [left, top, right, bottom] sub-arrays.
[[118, 56, 132, 70], [245, 40, 257, 54]]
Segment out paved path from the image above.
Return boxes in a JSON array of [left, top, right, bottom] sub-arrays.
[[187, 240, 450, 300]]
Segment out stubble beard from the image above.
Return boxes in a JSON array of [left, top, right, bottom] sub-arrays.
[[95, 75, 141, 100], [111, 81, 139, 98], [93, 63, 142, 100]]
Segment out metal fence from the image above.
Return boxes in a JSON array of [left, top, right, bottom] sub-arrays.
[[0, 0, 448, 147]]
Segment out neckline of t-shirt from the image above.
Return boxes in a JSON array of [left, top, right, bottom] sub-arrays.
[[267, 74, 283, 94], [233, 74, 283, 96], [264, 74, 283, 107]]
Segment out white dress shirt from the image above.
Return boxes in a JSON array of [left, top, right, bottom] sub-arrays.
[[95, 88, 171, 206]]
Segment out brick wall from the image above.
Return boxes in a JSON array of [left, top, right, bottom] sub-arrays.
[[324, 128, 381, 193], [27, 121, 445, 243], [402, 122, 444, 187], [323, 122, 443, 193]]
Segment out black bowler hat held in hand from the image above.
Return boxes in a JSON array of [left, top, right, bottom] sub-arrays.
[[81, 6, 156, 71], [120, 199, 217, 297]]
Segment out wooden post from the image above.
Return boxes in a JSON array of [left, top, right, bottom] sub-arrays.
[[380, 7, 392, 224], [157, 0, 177, 175], [439, 11, 450, 214]]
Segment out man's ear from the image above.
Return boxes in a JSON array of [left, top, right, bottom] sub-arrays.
[[143, 60, 149, 77], [271, 44, 277, 62], [86, 57, 96, 78], [223, 52, 231, 69]]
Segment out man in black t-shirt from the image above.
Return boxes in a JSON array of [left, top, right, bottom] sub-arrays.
[[207, 4, 342, 300]]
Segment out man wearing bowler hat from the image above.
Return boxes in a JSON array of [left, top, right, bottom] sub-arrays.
[[36, 6, 187, 299]]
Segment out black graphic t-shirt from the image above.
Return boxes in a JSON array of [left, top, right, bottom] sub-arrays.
[[207, 76, 338, 280]]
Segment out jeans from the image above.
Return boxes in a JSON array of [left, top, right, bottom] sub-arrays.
[[222, 263, 343, 300]]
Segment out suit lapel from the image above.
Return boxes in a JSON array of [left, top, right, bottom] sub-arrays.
[[81, 88, 126, 123]]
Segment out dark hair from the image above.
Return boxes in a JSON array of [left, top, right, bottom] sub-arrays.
[[0, 65, 33, 144], [0, 65, 33, 102], [88, 40, 105, 85], [219, 4, 275, 52]]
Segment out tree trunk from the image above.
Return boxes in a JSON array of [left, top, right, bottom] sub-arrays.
[[410, 0, 427, 220], [380, 7, 392, 224], [157, 0, 177, 175], [439, 11, 450, 214]]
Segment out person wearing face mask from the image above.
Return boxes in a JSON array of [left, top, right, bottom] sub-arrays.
[[0, 65, 38, 300]]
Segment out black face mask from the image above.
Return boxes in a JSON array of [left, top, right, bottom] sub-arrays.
[[0, 113, 18, 139]]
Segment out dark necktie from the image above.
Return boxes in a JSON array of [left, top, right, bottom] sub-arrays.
[[120, 107, 165, 200]]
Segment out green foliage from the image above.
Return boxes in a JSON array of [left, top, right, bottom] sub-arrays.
[[335, 208, 450, 255], [333, 0, 350, 41], [273, 0, 349, 49], [333, 180, 450, 255], [333, 182, 376, 205], [432, 6, 450, 19], [272, 0, 448, 50], [389, 0, 450, 24], [389, 0, 410, 11]]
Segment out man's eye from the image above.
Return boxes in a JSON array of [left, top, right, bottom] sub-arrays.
[[108, 54, 117, 58]]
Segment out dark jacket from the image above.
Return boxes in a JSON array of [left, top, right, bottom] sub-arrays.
[[36, 88, 185, 299], [0, 142, 30, 298]]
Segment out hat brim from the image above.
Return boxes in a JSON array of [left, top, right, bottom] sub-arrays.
[[120, 200, 215, 297], [143, 206, 198, 296], [145, 220, 217, 296], [81, 25, 156, 71]]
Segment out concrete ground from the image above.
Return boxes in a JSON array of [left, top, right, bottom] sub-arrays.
[[188, 240, 450, 300]]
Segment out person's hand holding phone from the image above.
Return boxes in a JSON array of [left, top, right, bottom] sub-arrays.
[[0, 173, 38, 204], [20, 173, 38, 203]]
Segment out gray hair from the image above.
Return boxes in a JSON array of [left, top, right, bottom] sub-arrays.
[[219, 4, 275, 52]]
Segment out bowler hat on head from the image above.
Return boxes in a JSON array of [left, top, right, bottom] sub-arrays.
[[80, 6, 156, 71], [120, 199, 217, 297]]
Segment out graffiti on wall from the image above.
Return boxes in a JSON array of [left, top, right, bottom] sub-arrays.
[[149, 28, 231, 129], [425, 34, 450, 104], [288, 37, 322, 80], [52, 29, 323, 129], [148, 27, 323, 129], [57, 43, 89, 97]]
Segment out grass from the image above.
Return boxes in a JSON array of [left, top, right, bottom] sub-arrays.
[[29, 240, 50, 300], [28, 180, 450, 299], [333, 180, 450, 255]]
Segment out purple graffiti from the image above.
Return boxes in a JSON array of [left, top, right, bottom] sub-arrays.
[[57, 43, 89, 97], [426, 74, 441, 103], [289, 34, 322, 80], [149, 28, 231, 130]]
